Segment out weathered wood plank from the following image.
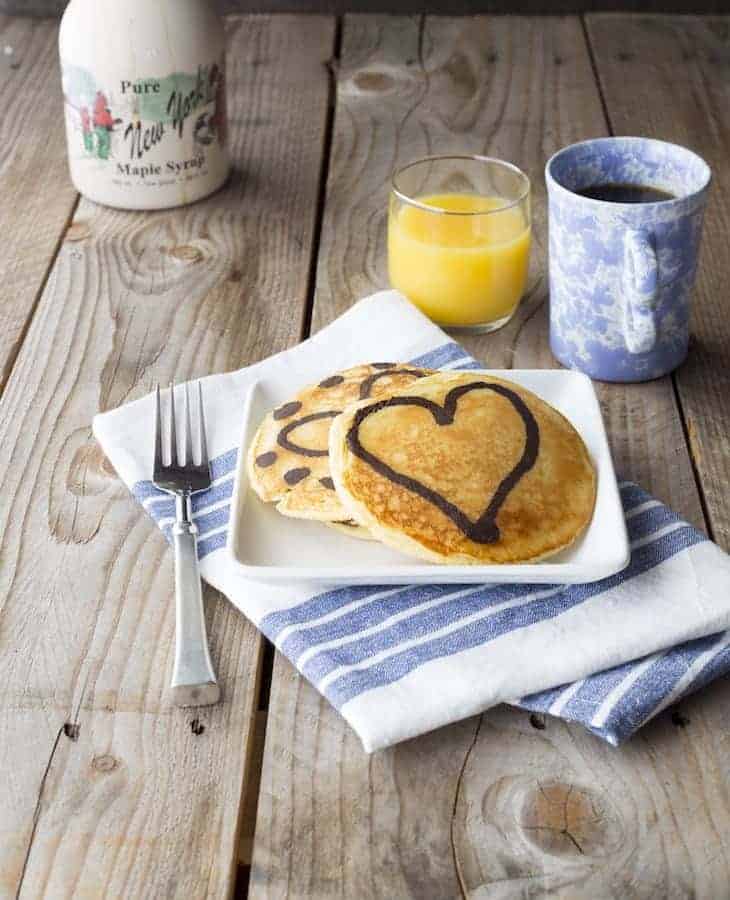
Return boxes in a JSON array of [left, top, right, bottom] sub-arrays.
[[452, 683, 730, 898], [238, 710, 268, 866], [586, 13, 730, 551], [0, 14, 334, 899], [251, 14, 728, 898], [252, 654, 478, 898], [0, 15, 78, 389]]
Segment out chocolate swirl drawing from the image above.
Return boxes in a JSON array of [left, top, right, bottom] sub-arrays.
[[270, 367, 429, 464], [277, 410, 341, 458]]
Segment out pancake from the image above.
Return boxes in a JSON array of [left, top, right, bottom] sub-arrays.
[[325, 520, 377, 541], [247, 363, 433, 523], [329, 371, 596, 564]]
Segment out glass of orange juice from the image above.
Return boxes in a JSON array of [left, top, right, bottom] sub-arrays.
[[388, 155, 531, 332]]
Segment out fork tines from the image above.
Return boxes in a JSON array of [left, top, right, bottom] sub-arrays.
[[153, 382, 210, 485]]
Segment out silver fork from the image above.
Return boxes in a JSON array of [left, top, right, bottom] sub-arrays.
[[154, 382, 220, 706]]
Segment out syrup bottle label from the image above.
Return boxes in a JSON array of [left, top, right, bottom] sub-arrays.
[[61, 61, 227, 191]]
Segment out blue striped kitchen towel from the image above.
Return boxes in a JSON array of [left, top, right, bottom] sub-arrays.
[[93, 290, 730, 752]]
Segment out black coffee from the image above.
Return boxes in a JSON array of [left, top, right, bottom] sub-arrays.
[[575, 183, 675, 203]]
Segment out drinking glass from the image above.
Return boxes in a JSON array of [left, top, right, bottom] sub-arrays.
[[388, 155, 531, 333]]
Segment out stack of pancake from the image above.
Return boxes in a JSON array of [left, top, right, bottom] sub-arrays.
[[247, 364, 596, 564]]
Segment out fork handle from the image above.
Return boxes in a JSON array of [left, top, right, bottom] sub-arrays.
[[170, 521, 220, 707]]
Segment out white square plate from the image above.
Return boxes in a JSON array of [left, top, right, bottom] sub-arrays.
[[227, 369, 629, 584]]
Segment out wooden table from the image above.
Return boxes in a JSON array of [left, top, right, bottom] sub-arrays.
[[1, 11, 729, 899]]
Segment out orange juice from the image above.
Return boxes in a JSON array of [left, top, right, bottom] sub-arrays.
[[388, 192, 531, 327]]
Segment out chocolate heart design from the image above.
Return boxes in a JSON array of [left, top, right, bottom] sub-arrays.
[[346, 381, 540, 544]]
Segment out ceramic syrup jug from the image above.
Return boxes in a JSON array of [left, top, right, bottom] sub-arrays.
[[59, 0, 230, 210]]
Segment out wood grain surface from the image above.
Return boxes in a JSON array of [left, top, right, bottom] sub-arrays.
[[586, 14, 730, 551], [0, 16, 78, 389], [0, 15, 334, 898], [2, 9, 729, 900], [250, 14, 728, 899]]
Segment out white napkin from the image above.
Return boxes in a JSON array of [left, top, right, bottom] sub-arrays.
[[94, 291, 730, 751]]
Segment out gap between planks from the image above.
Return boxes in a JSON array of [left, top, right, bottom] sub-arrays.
[[299, 16, 344, 343], [0, 16, 80, 393], [0, 193, 80, 396]]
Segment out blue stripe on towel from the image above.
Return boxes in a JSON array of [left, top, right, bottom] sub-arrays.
[[210, 448, 239, 480], [133, 481, 169, 503], [520, 631, 730, 746], [618, 482, 651, 509], [260, 586, 401, 642], [409, 342, 472, 369], [518, 685, 566, 714], [323, 524, 705, 709], [520, 655, 641, 716], [279, 584, 458, 662], [135, 477, 235, 523], [591, 632, 729, 742], [198, 530, 229, 559], [194, 504, 231, 537], [300, 584, 556, 684], [682, 636, 730, 694], [625, 503, 682, 542], [559, 666, 642, 719], [456, 360, 489, 370]]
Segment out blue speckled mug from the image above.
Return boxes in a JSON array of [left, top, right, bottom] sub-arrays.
[[546, 137, 711, 382]]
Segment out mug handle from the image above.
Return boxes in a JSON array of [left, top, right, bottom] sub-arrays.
[[622, 228, 658, 354]]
